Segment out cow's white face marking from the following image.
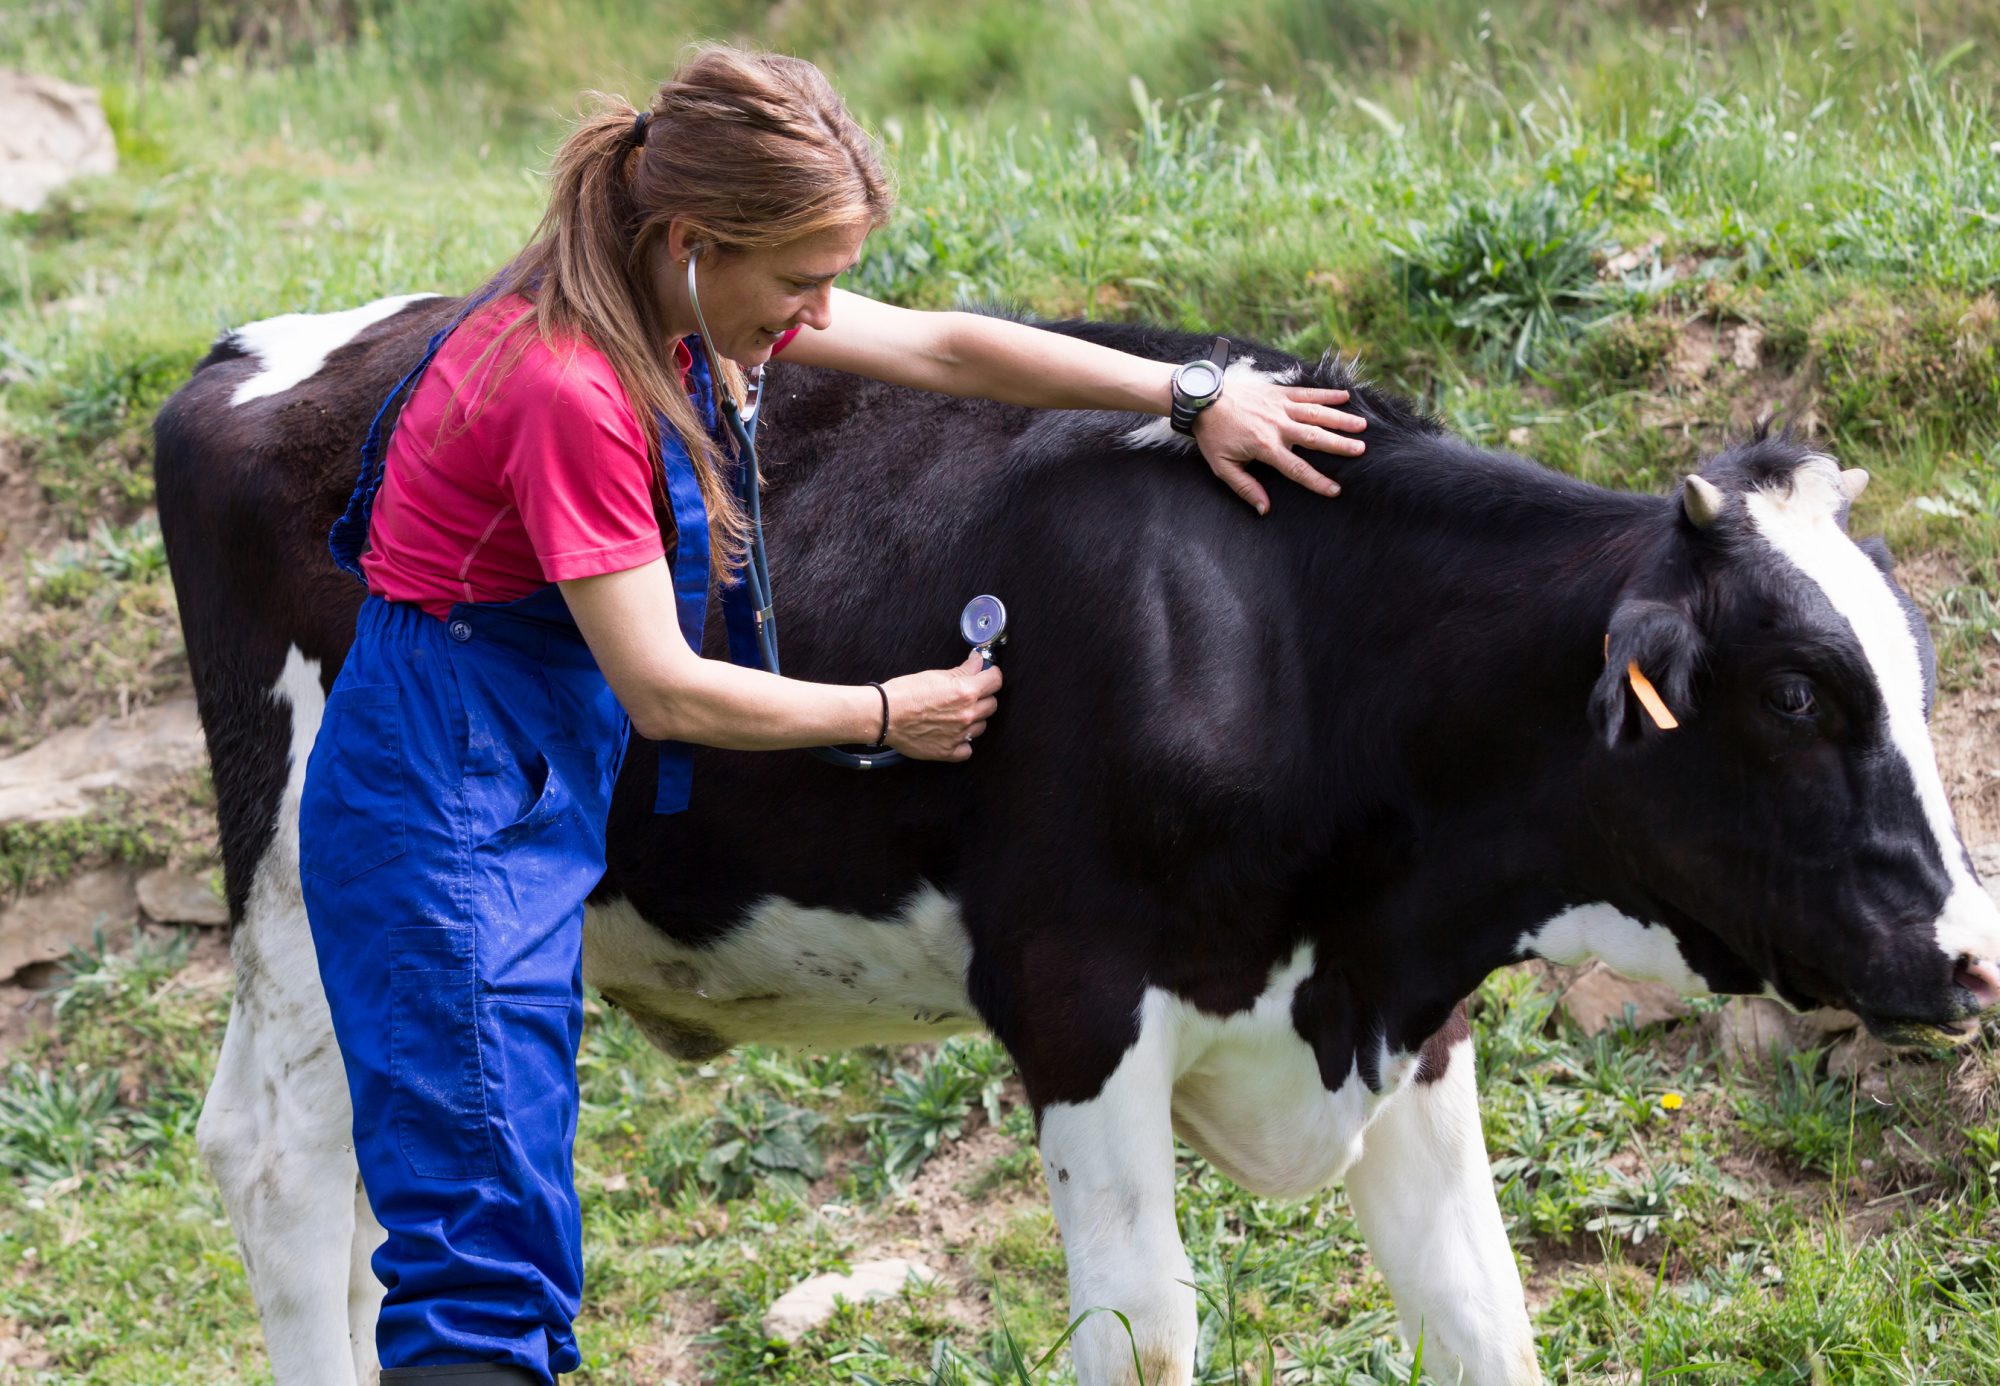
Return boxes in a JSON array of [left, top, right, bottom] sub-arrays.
[[1120, 359, 1283, 451], [227, 293, 439, 407], [582, 886, 978, 1053], [1517, 902, 1711, 994], [1744, 459, 2000, 972]]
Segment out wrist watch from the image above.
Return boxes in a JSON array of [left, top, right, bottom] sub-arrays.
[[1169, 337, 1231, 436]]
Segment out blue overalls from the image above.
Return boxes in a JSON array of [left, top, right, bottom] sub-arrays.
[[299, 309, 746, 1380]]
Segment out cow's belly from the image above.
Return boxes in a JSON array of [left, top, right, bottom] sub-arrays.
[[582, 887, 980, 1057], [1163, 948, 1416, 1200]]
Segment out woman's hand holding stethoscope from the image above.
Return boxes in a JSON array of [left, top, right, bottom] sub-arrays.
[[1194, 378, 1368, 516], [880, 653, 1002, 762]]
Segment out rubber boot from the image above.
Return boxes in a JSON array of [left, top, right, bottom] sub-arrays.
[[379, 1367, 544, 1385]]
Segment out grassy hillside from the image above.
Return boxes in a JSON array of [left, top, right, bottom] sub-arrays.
[[1, 1, 1998, 1381]]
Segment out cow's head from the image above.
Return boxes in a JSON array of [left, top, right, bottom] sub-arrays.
[[1576, 439, 2000, 1046]]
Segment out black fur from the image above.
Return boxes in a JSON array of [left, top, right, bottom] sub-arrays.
[[156, 303, 1974, 1112]]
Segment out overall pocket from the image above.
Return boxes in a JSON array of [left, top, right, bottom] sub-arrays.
[[301, 684, 409, 884], [388, 925, 498, 1180]]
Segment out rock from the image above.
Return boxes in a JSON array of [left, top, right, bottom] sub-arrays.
[[761, 1258, 938, 1343], [1599, 234, 1665, 278], [1555, 962, 1690, 1035], [0, 698, 206, 825], [0, 867, 140, 980], [1826, 1028, 1894, 1080], [0, 72, 117, 214], [1705, 996, 1805, 1070], [136, 867, 227, 927], [1726, 324, 1764, 371]]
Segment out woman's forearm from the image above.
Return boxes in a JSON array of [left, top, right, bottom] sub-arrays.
[[929, 311, 1180, 414], [783, 288, 1364, 516], [630, 656, 878, 749], [561, 564, 878, 749], [788, 291, 1183, 414]]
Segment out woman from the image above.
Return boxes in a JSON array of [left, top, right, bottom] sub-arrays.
[[299, 45, 1367, 1384]]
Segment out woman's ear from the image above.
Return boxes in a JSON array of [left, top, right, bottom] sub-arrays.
[[663, 218, 700, 264]]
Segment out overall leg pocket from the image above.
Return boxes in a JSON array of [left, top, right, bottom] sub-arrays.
[[388, 925, 498, 1180], [302, 684, 410, 884]]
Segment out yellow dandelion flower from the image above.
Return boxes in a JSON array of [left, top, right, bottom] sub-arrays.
[[1659, 1092, 1684, 1111]]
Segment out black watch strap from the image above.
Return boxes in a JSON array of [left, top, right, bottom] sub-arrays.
[[1170, 336, 1232, 436]]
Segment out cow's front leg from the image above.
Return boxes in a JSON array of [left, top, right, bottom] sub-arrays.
[[1036, 992, 1194, 1386], [1343, 1022, 1541, 1385]]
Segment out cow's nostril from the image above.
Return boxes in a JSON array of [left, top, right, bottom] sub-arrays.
[[1953, 956, 2000, 1010]]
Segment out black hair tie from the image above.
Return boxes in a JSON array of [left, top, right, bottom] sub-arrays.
[[629, 110, 651, 147]]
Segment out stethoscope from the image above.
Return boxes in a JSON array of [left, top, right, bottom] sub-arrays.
[[685, 249, 1005, 769]]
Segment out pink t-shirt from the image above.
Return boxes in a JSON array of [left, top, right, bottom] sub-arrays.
[[361, 296, 796, 619]]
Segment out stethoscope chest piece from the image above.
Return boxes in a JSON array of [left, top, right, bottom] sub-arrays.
[[960, 595, 1008, 667]]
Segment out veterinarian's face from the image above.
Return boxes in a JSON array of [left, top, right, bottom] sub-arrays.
[[686, 221, 867, 366]]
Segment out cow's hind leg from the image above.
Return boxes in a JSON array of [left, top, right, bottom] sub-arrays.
[[1343, 1021, 1541, 1386], [349, 1175, 388, 1378], [1035, 991, 1194, 1386], [200, 898, 375, 1384], [195, 649, 378, 1384]]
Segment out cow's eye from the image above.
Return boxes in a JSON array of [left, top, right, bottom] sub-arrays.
[[1766, 680, 1819, 721]]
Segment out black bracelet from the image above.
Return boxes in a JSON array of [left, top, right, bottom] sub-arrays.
[[866, 681, 890, 749]]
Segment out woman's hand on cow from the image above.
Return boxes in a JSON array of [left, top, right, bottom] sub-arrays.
[[1196, 380, 1366, 515], [881, 653, 1002, 761]]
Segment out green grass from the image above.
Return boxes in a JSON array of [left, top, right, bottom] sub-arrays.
[[5, 939, 2000, 1383], [2, 3, 1994, 622]]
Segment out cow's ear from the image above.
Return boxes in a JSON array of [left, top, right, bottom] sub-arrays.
[[1589, 599, 1704, 748]]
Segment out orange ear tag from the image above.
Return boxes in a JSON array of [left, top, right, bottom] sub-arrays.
[[1603, 635, 1680, 731], [1626, 661, 1680, 731]]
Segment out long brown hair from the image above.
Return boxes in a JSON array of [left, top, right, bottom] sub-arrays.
[[472, 46, 893, 559]]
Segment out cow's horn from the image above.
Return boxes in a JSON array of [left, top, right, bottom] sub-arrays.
[[1838, 467, 1870, 501], [1683, 475, 1727, 528]]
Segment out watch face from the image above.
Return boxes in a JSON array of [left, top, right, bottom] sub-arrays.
[[1178, 360, 1222, 398]]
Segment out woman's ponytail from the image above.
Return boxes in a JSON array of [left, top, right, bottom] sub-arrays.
[[461, 49, 895, 568]]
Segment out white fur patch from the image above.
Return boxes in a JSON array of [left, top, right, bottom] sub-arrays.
[[1040, 950, 1516, 1385], [196, 646, 383, 1384], [1344, 1038, 1543, 1385], [1517, 902, 1710, 994], [1744, 460, 2000, 970], [227, 293, 438, 407], [1120, 359, 1282, 451], [1041, 987, 1196, 1386], [582, 885, 978, 1052], [1162, 945, 1383, 1197]]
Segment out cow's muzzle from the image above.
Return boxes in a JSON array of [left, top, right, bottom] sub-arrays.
[[1856, 954, 2000, 1050]]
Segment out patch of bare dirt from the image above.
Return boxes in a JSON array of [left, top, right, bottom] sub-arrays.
[[823, 1096, 1047, 1340], [1896, 551, 2000, 847], [1658, 315, 1821, 438], [614, 1289, 719, 1386], [0, 980, 50, 1060], [0, 439, 61, 626]]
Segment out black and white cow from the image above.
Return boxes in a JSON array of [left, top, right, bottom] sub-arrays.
[[154, 292, 2000, 1386]]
